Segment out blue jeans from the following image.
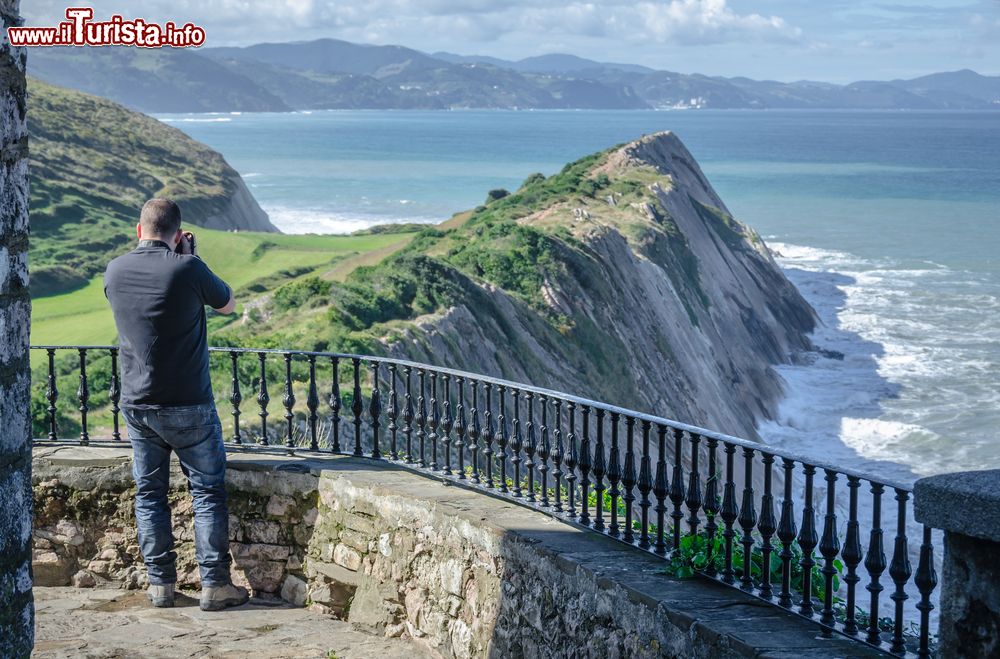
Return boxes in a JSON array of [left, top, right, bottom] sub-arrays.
[[123, 403, 231, 587]]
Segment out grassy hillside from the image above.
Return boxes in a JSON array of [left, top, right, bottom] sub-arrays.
[[28, 78, 272, 296], [30, 226, 419, 352]]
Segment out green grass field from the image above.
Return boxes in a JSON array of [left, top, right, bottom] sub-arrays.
[[30, 227, 418, 353]]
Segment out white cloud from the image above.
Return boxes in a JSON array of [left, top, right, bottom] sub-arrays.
[[635, 0, 802, 44], [21, 0, 801, 48]]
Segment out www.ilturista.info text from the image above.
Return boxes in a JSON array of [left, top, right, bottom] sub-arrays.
[[6, 7, 206, 48]]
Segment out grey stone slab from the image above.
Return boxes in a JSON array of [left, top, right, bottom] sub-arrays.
[[914, 469, 1000, 541], [34, 586, 431, 659]]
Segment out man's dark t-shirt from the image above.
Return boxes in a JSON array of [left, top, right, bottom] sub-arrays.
[[104, 239, 231, 408]]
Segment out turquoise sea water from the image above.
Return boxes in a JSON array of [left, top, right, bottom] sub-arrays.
[[161, 110, 1000, 482]]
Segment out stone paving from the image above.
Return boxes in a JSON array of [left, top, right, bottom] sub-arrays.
[[34, 586, 434, 659]]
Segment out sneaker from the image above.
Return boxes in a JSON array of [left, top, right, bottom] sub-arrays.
[[199, 583, 250, 611], [147, 584, 175, 608]]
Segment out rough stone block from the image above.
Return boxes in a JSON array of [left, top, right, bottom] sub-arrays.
[[266, 494, 295, 518], [333, 543, 362, 571], [32, 550, 73, 586], [280, 574, 307, 606], [241, 560, 286, 594], [339, 528, 370, 553], [305, 559, 362, 586], [350, 578, 404, 632], [72, 570, 96, 588], [246, 519, 282, 544], [309, 580, 356, 617]]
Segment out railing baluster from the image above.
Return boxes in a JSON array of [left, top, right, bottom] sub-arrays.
[[283, 353, 296, 451], [257, 352, 270, 446], [328, 357, 341, 453], [798, 465, 819, 617], [914, 525, 937, 659], [496, 386, 508, 492], [777, 458, 797, 607], [607, 411, 621, 538], [351, 358, 364, 456], [889, 489, 912, 655], [758, 453, 777, 599], [109, 348, 121, 441], [686, 431, 703, 537], [387, 364, 399, 460], [551, 399, 564, 512], [720, 442, 739, 585], [416, 369, 427, 467], [76, 348, 89, 446], [565, 402, 578, 519], [622, 416, 636, 543], [369, 362, 382, 459], [307, 356, 320, 451], [510, 389, 522, 496], [483, 384, 495, 488], [538, 395, 550, 506], [669, 428, 685, 550], [518, 390, 530, 496], [469, 381, 481, 483], [428, 372, 440, 470], [578, 406, 593, 527], [230, 351, 242, 445], [842, 476, 864, 635], [402, 366, 413, 462], [45, 348, 58, 440], [441, 374, 453, 475], [653, 424, 669, 555], [592, 408, 606, 532], [739, 448, 757, 592], [703, 436, 720, 576], [637, 419, 652, 550], [865, 482, 887, 646], [819, 470, 841, 631], [453, 377, 466, 477]]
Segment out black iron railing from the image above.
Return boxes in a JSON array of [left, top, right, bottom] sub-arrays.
[[30, 344, 939, 656]]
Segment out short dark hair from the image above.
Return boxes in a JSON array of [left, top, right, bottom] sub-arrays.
[[140, 198, 181, 237]]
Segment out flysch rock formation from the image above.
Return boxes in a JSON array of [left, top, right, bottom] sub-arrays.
[[385, 132, 816, 440]]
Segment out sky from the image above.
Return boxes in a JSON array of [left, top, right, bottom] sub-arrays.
[[20, 0, 1000, 82]]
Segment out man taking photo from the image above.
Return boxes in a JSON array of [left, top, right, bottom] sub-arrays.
[[104, 198, 249, 611]]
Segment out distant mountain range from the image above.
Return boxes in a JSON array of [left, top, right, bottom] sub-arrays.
[[29, 39, 1000, 112]]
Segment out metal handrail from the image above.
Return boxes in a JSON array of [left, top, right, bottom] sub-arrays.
[[29, 344, 938, 656]]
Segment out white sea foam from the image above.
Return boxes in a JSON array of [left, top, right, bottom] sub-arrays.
[[263, 205, 439, 235], [161, 117, 232, 123], [759, 241, 1000, 481]]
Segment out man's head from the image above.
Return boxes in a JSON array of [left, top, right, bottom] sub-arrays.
[[137, 198, 182, 248]]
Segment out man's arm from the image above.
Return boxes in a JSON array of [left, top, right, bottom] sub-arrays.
[[213, 292, 237, 315], [191, 257, 236, 315]]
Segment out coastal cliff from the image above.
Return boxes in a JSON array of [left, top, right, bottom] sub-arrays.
[[225, 132, 816, 439], [380, 133, 815, 438], [27, 79, 277, 295]]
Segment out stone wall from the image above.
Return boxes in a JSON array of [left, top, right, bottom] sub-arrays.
[[33, 446, 885, 658], [915, 469, 1000, 659], [0, 1, 32, 656]]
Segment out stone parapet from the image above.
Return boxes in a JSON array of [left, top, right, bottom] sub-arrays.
[[915, 470, 1000, 659], [32, 445, 884, 658]]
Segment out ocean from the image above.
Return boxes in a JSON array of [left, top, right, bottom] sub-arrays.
[[160, 109, 1000, 484]]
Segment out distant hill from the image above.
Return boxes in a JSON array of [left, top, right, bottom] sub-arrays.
[[28, 47, 290, 113], [28, 40, 1000, 111], [28, 79, 276, 296], [432, 51, 655, 75]]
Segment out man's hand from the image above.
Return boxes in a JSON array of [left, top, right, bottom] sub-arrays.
[[177, 231, 198, 256]]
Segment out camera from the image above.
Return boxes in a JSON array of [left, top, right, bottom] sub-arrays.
[[175, 231, 197, 254]]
